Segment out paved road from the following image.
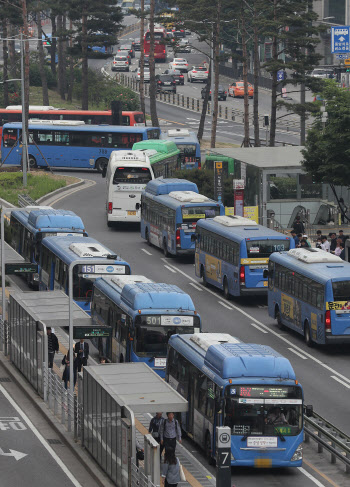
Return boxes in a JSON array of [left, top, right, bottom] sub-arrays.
[[50, 173, 350, 487]]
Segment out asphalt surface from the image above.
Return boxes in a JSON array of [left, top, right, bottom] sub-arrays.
[[49, 172, 350, 487]]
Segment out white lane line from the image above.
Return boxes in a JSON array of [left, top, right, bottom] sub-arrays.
[[189, 282, 203, 292], [331, 375, 350, 389], [250, 322, 269, 334], [51, 180, 96, 206], [298, 467, 326, 487], [141, 248, 152, 256], [164, 265, 177, 273], [218, 300, 233, 310], [288, 348, 308, 360], [0, 384, 82, 487], [160, 258, 350, 385]]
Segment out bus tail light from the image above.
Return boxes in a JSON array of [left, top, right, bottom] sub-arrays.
[[176, 229, 181, 248], [197, 158, 201, 169], [108, 202, 113, 214], [325, 311, 331, 332], [239, 266, 245, 285]]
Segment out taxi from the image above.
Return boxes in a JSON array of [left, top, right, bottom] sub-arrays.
[[228, 81, 254, 98]]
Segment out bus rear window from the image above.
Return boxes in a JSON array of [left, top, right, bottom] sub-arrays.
[[113, 167, 152, 184], [332, 281, 350, 301], [134, 113, 145, 124], [246, 239, 290, 258], [182, 206, 220, 222], [177, 144, 197, 156]]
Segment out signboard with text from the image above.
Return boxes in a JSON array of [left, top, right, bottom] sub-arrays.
[[331, 26, 350, 53], [214, 161, 224, 204]]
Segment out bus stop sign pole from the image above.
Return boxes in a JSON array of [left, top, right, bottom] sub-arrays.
[[216, 426, 231, 487]]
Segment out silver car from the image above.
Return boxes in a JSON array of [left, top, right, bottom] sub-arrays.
[[111, 55, 130, 72]]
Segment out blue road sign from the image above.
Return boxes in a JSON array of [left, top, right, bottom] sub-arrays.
[[331, 26, 350, 53], [336, 53, 349, 60], [277, 70, 285, 81]]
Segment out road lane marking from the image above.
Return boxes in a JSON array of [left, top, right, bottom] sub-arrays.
[[250, 322, 269, 334], [302, 459, 341, 487], [0, 384, 82, 487], [164, 265, 177, 273], [189, 282, 203, 292], [330, 375, 350, 389], [51, 180, 96, 206], [218, 300, 233, 310], [141, 248, 152, 256], [160, 258, 350, 385], [298, 467, 325, 487], [288, 348, 308, 360]]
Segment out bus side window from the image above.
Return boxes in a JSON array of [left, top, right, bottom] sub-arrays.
[[168, 348, 179, 380], [197, 373, 208, 416], [206, 380, 215, 420], [54, 257, 60, 281]]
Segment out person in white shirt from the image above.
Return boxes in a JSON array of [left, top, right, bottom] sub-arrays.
[[321, 235, 330, 252]]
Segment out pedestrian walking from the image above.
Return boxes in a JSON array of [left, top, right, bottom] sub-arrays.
[[329, 233, 337, 252], [61, 352, 77, 390], [334, 239, 342, 257], [292, 215, 304, 235], [161, 448, 182, 487], [149, 412, 165, 456], [339, 198, 347, 224], [47, 327, 59, 368], [290, 230, 299, 247], [340, 243, 346, 260], [159, 412, 181, 453], [321, 235, 330, 252], [74, 338, 89, 372]]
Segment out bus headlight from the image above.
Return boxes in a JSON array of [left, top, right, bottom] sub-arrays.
[[33, 273, 39, 282], [291, 444, 302, 461], [231, 453, 235, 461]]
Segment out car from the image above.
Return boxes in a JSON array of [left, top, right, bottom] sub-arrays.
[[134, 38, 141, 51], [155, 74, 177, 93], [163, 69, 184, 85], [201, 85, 227, 101], [228, 80, 254, 98], [118, 43, 135, 58], [168, 58, 189, 73], [173, 30, 185, 38], [118, 50, 132, 64], [311, 68, 335, 79], [185, 29, 191, 36], [111, 55, 130, 72], [177, 39, 191, 53], [187, 65, 208, 83], [139, 55, 150, 67], [137, 67, 150, 82]]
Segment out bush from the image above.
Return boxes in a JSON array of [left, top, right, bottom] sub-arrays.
[[30, 63, 57, 89]]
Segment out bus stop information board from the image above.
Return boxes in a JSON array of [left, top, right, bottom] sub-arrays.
[[73, 327, 113, 339], [5, 263, 38, 274]]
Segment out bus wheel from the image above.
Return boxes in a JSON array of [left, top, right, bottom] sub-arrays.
[[205, 433, 215, 465], [304, 321, 313, 347], [29, 156, 37, 169], [120, 354, 124, 363], [223, 277, 230, 300], [276, 307, 284, 329], [163, 238, 169, 257], [95, 158, 108, 173], [201, 266, 208, 287], [145, 228, 151, 246]]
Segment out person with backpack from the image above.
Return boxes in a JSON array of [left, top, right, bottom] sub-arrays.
[[159, 412, 181, 453], [149, 412, 165, 456]]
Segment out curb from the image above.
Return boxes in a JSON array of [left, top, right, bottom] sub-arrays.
[[0, 352, 114, 487], [37, 178, 86, 205]]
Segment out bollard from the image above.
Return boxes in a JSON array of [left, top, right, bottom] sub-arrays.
[[173, 93, 175, 104], [61, 386, 65, 425], [182, 95, 184, 107], [216, 427, 231, 487], [304, 431, 310, 443], [74, 395, 78, 442], [187, 96, 189, 108], [197, 99, 200, 112], [54, 376, 58, 416], [317, 431, 323, 453], [225, 106, 228, 120], [192, 98, 194, 110], [219, 105, 222, 118], [331, 441, 336, 464]]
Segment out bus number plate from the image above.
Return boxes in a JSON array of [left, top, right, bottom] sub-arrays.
[[154, 358, 167, 367]]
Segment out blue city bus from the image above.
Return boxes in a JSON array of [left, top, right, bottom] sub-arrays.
[[267, 248, 350, 346], [39, 235, 131, 313], [91, 275, 201, 377], [162, 129, 201, 169], [194, 215, 295, 298], [1, 122, 161, 172], [167, 333, 305, 467], [6, 207, 87, 288], [141, 179, 225, 256]]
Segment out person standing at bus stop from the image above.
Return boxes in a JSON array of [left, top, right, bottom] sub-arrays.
[[47, 327, 59, 368], [74, 338, 89, 372], [160, 412, 181, 453], [149, 412, 165, 456]]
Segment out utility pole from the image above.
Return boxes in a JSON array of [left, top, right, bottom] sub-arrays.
[[20, 32, 28, 187]]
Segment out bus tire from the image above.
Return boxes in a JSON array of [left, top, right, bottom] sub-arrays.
[[29, 156, 37, 169], [95, 158, 108, 173], [163, 238, 169, 257], [201, 266, 208, 287], [205, 432, 215, 465], [120, 354, 124, 363], [223, 277, 230, 300], [145, 228, 151, 246], [107, 218, 113, 228], [275, 307, 284, 329], [304, 321, 313, 347]]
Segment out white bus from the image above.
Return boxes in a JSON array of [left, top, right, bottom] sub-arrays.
[[103, 150, 155, 226]]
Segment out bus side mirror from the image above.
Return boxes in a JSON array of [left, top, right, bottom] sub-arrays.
[[191, 234, 197, 242], [102, 166, 107, 178], [305, 404, 313, 417], [263, 269, 269, 279]]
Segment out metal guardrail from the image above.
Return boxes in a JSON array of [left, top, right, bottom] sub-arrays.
[[18, 194, 37, 208], [305, 412, 350, 473]]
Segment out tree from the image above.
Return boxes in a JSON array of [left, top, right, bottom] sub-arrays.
[[148, 0, 159, 127], [302, 81, 350, 187], [139, 0, 146, 122], [36, 7, 50, 105]]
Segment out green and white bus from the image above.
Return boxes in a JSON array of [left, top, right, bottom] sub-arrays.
[[132, 139, 180, 178]]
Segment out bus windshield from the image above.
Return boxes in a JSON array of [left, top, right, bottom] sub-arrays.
[[135, 324, 196, 357], [182, 206, 220, 223], [246, 239, 290, 258], [224, 385, 303, 437], [113, 166, 152, 184]]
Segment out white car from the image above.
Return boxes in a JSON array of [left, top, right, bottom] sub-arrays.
[[187, 66, 209, 83], [177, 39, 191, 53], [111, 55, 129, 72], [168, 58, 189, 73], [137, 67, 150, 82]]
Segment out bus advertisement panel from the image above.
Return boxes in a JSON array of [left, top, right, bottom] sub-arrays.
[[167, 333, 305, 467], [267, 248, 350, 345], [194, 215, 294, 298], [91, 275, 201, 377]]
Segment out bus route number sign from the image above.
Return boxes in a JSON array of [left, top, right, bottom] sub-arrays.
[[5, 263, 38, 274]]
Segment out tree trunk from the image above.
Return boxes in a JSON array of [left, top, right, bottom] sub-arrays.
[[67, 19, 74, 102], [149, 0, 159, 127], [62, 14, 67, 98], [139, 0, 146, 123], [253, 3, 260, 147], [50, 14, 57, 76], [197, 61, 211, 142], [57, 15, 66, 100], [37, 11, 49, 105], [2, 18, 9, 107], [241, 6, 250, 147], [269, 0, 277, 147], [210, 1, 221, 149], [23, 1, 30, 123], [8, 23, 17, 92], [81, 9, 88, 110]]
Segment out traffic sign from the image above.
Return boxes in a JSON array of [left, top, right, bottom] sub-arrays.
[[336, 53, 349, 60], [345, 59, 350, 65], [277, 69, 285, 82], [331, 26, 350, 53], [73, 327, 112, 339]]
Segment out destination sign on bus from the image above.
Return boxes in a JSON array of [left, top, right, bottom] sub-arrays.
[[140, 315, 194, 326], [238, 386, 290, 398], [80, 264, 126, 275]]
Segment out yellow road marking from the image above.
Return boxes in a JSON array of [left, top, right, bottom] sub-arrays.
[[303, 459, 341, 487]]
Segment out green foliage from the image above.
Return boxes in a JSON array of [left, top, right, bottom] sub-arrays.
[[175, 169, 234, 206], [30, 63, 57, 89], [302, 81, 350, 186], [0, 173, 66, 205]]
